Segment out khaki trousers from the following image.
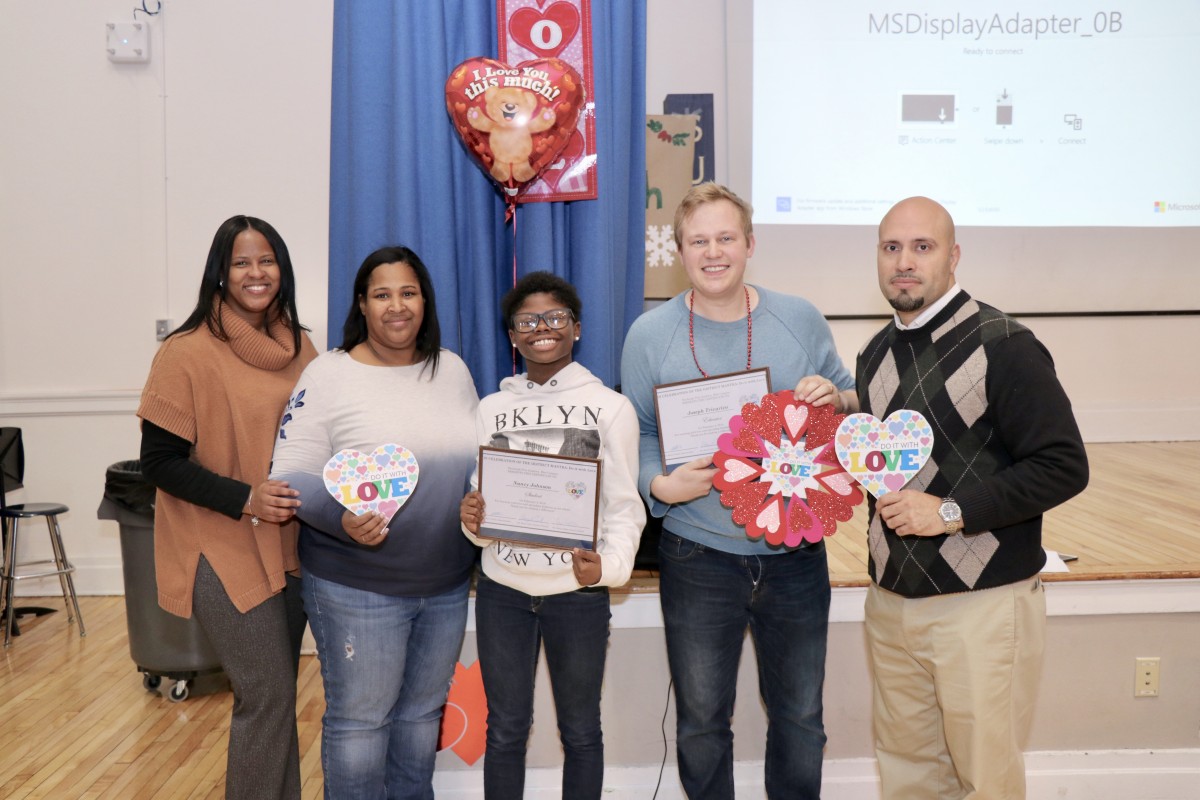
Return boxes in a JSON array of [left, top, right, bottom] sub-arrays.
[[865, 575, 1046, 800]]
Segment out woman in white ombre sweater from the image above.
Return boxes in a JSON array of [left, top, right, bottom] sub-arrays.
[[270, 246, 478, 800]]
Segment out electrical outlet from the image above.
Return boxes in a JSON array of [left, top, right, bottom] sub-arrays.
[[156, 319, 172, 342], [1135, 657, 1160, 697]]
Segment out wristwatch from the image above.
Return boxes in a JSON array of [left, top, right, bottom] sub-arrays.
[[938, 498, 963, 534]]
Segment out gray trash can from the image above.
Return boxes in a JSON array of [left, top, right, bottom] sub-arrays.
[[98, 460, 224, 702]]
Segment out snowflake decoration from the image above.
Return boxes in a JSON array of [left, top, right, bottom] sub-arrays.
[[713, 390, 863, 548], [645, 225, 676, 268]]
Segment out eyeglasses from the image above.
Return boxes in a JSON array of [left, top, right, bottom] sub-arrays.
[[511, 309, 574, 332]]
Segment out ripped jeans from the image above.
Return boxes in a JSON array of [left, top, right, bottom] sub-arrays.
[[302, 572, 469, 800]]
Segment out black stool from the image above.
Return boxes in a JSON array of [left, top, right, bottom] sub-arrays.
[[0, 428, 86, 647]]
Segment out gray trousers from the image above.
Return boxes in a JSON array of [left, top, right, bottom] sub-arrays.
[[192, 556, 306, 800]]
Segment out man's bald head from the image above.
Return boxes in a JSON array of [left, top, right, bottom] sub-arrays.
[[876, 197, 961, 324], [879, 196, 956, 247]]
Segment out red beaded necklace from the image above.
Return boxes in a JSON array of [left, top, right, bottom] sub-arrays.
[[688, 286, 752, 378]]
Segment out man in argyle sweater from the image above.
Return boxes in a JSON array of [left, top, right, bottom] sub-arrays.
[[857, 197, 1088, 799]]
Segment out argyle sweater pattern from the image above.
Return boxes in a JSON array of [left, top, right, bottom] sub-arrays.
[[856, 291, 1088, 598]]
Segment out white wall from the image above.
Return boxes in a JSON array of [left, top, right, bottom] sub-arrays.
[[1, 0, 331, 593]]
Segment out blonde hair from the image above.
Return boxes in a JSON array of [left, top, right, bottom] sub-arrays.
[[673, 183, 754, 249]]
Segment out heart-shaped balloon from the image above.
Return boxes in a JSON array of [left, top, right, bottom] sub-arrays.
[[445, 57, 585, 199], [324, 444, 420, 519], [834, 411, 933, 498]]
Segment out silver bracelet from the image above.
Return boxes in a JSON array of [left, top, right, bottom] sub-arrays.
[[247, 488, 260, 527]]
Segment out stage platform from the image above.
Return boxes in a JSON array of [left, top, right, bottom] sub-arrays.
[[626, 441, 1200, 592]]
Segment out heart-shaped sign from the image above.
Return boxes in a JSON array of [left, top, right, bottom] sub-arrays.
[[445, 57, 585, 199], [324, 444, 420, 519], [834, 411, 933, 498], [509, 1, 581, 59]]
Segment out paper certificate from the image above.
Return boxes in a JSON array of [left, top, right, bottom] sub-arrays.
[[653, 368, 772, 471], [477, 447, 601, 550]]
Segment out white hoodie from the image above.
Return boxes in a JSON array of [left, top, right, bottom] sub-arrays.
[[465, 361, 645, 595]]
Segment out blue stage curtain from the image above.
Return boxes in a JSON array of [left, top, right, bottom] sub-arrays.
[[329, 1, 646, 394]]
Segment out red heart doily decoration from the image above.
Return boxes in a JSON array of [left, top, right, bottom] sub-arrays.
[[712, 390, 864, 548]]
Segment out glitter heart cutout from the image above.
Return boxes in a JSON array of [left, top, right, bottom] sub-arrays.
[[718, 481, 771, 526], [740, 395, 782, 448], [730, 425, 767, 457], [745, 494, 786, 546], [804, 403, 841, 447], [780, 400, 809, 442], [785, 496, 822, 547], [717, 417, 765, 459], [817, 471, 857, 497], [712, 451, 766, 490]]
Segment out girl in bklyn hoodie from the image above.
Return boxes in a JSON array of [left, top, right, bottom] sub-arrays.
[[460, 271, 644, 799]]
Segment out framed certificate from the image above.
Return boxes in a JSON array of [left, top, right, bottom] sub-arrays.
[[653, 368, 772, 472], [477, 447, 602, 550]]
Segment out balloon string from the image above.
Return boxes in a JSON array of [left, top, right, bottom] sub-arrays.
[[511, 204, 518, 376], [504, 179, 517, 224]]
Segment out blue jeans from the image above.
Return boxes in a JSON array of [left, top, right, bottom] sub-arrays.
[[302, 573, 469, 800], [474, 571, 610, 800], [659, 531, 830, 799]]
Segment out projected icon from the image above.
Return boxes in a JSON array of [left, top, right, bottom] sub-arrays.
[[996, 89, 1012, 126], [901, 94, 955, 124], [1063, 114, 1083, 130], [776, 197, 792, 212], [1154, 201, 1167, 213]]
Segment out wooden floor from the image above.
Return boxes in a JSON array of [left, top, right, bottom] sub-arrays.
[[0, 442, 1195, 798], [0, 595, 329, 799], [821, 441, 1200, 586]]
